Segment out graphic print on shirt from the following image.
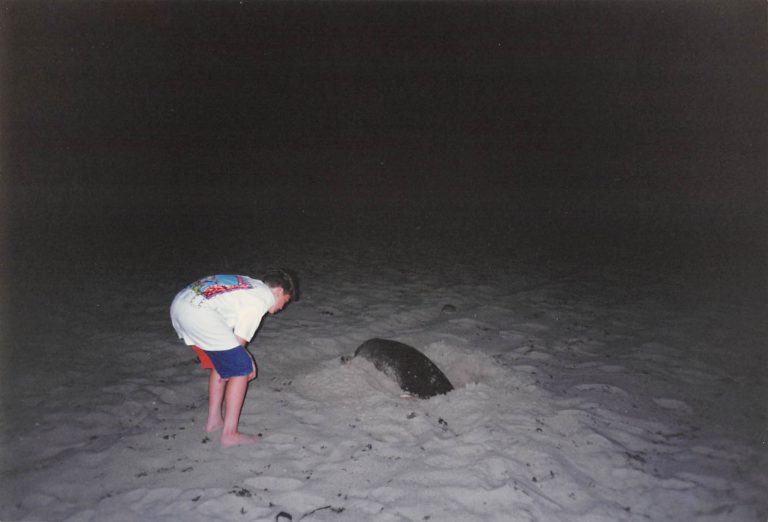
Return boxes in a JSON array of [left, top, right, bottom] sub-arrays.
[[190, 275, 253, 300]]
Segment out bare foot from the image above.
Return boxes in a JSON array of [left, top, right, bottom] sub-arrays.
[[220, 431, 260, 448], [205, 419, 224, 433]]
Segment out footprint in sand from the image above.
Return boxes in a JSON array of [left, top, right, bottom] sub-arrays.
[[572, 383, 629, 396], [653, 398, 692, 413], [597, 365, 625, 373], [244, 476, 304, 491]]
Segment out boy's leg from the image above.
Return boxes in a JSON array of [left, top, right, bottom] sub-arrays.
[[220, 375, 260, 448], [206, 369, 225, 432]]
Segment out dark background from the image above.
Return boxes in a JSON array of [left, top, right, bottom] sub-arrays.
[[1, 1, 766, 275]]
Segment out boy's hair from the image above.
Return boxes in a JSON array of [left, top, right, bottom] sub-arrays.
[[261, 269, 299, 301]]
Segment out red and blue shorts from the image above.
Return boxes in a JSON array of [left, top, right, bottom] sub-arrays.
[[191, 345, 254, 378]]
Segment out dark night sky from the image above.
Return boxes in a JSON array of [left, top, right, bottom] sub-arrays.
[[2, 1, 766, 215]]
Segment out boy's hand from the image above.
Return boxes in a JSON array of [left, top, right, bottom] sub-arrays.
[[248, 355, 258, 381]]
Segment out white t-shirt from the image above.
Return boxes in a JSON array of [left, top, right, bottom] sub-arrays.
[[170, 275, 276, 351]]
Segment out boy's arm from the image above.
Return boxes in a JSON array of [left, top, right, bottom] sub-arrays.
[[235, 334, 257, 381]]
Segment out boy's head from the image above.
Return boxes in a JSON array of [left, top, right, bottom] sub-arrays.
[[262, 269, 299, 313]]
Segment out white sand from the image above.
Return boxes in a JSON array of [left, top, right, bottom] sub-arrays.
[[1, 206, 766, 521]]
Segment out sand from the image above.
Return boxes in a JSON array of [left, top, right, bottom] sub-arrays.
[[1, 205, 766, 521]]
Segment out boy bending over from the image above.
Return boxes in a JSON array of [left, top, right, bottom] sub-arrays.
[[170, 269, 298, 447]]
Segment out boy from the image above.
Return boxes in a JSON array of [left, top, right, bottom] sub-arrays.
[[170, 269, 298, 447]]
